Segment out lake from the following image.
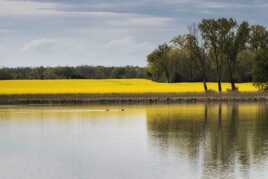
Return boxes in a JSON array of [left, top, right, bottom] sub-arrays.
[[1, 103, 268, 179]]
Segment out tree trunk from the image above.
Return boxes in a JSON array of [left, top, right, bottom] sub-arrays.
[[214, 52, 222, 92], [218, 80, 222, 92], [203, 80, 208, 92], [229, 70, 236, 91], [197, 49, 208, 92], [202, 70, 208, 92], [228, 59, 236, 91], [231, 78, 236, 91], [202, 73, 208, 92]]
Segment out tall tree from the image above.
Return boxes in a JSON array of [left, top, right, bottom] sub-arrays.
[[217, 18, 237, 91], [249, 25, 268, 51], [188, 25, 209, 91], [199, 18, 237, 92], [253, 49, 268, 90], [171, 24, 209, 91], [147, 43, 172, 82], [224, 21, 250, 90], [199, 19, 223, 92]]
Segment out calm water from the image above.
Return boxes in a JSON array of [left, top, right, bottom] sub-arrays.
[[1, 103, 268, 179]]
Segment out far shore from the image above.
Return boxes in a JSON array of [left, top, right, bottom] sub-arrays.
[[1, 92, 268, 105]]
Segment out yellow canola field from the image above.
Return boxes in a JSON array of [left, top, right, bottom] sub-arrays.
[[0, 79, 258, 95]]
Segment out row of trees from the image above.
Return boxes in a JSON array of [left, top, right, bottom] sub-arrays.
[[0, 66, 147, 80], [147, 18, 268, 91]]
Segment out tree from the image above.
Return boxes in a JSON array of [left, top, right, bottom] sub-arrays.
[[171, 24, 209, 91], [0, 66, 147, 80], [146, 17, 268, 88], [224, 21, 250, 90], [187, 24, 209, 91], [253, 49, 268, 90], [0, 68, 13, 80], [217, 18, 237, 91], [199, 19, 221, 91], [199, 18, 238, 92], [249, 25, 268, 51], [237, 50, 256, 82], [30, 66, 45, 79], [147, 43, 172, 82]]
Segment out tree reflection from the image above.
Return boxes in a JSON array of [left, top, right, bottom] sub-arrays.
[[146, 103, 268, 179]]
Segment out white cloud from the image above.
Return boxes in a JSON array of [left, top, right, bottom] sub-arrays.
[[105, 36, 152, 54], [21, 38, 57, 52], [3, 0, 268, 17], [107, 15, 173, 28], [2, 0, 268, 67], [9, 36, 153, 67], [0, 0, 59, 16], [0, 28, 12, 33]]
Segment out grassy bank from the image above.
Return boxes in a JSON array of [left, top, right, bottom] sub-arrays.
[[0, 92, 268, 105], [0, 79, 257, 94]]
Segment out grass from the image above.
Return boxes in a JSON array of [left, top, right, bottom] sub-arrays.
[[0, 79, 258, 95]]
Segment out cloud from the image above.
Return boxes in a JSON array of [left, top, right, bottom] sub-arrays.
[[105, 36, 153, 54], [107, 15, 173, 28], [1, 0, 268, 67], [14, 36, 153, 67], [0, 0, 59, 16], [0, 28, 12, 33], [8, 0, 268, 13], [21, 39, 57, 52]]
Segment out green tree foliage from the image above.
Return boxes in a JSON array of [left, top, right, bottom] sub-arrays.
[[224, 21, 250, 90], [147, 44, 172, 82], [0, 66, 147, 80], [237, 50, 255, 82], [199, 19, 223, 91], [0, 68, 13, 80], [147, 42, 202, 83], [253, 49, 268, 90], [249, 25, 268, 51], [171, 24, 209, 91], [199, 18, 237, 92], [148, 17, 268, 91]]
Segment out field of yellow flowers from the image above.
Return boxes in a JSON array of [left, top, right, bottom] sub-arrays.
[[0, 79, 258, 95]]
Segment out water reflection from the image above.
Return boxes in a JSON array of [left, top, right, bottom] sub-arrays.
[[146, 103, 268, 179], [1, 104, 268, 179]]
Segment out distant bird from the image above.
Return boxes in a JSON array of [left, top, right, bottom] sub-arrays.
[[106, 109, 110, 111], [121, 109, 125, 111]]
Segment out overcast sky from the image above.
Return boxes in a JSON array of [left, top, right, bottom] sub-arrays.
[[0, 0, 268, 67]]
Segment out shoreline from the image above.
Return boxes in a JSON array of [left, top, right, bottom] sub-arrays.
[[0, 92, 268, 105]]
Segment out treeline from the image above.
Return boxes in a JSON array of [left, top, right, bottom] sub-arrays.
[[147, 17, 268, 91], [0, 66, 147, 80]]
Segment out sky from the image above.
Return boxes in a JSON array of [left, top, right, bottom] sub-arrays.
[[0, 0, 268, 67]]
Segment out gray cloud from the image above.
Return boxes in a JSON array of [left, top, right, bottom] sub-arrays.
[[0, 0, 268, 67], [21, 38, 58, 53]]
